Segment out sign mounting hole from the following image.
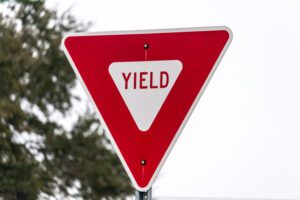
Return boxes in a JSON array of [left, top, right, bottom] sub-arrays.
[[141, 160, 147, 166], [144, 43, 149, 49]]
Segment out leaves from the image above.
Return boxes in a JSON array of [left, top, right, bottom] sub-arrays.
[[0, 1, 133, 199]]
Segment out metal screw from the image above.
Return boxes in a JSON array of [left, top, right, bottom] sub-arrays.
[[144, 43, 149, 49], [141, 160, 147, 166]]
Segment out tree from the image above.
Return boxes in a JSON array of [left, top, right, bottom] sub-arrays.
[[0, 1, 133, 199]]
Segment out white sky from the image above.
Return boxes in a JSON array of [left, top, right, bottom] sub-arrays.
[[46, 0, 300, 199]]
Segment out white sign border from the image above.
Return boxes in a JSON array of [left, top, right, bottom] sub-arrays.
[[61, 26, 233, 192]]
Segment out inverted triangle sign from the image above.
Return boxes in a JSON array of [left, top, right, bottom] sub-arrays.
[[62, 27, 232, 191]]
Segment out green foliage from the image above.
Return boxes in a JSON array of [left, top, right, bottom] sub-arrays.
[[0, 1, 133, 199]]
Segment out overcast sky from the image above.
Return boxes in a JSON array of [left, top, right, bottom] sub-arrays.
[[46, 0, 300, 199]]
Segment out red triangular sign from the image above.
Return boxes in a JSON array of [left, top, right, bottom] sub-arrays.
[[62, 27, 232, 191]]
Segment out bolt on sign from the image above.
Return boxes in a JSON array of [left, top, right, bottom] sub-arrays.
[[62, 27, 232, 191]]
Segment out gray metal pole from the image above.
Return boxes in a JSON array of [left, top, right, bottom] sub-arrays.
[[135, 188, 152, 200]]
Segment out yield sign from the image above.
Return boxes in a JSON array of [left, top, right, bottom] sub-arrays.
[[62, 27, 232, 191]]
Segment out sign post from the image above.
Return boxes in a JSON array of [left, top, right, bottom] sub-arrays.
[[62, 27, 232, 196], [136, 188, 152, 200]]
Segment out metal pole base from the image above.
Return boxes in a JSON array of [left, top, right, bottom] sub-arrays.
[[135, 188, 152, 200]]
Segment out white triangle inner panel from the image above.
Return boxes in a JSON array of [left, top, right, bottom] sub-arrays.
[[109, 60, 182, 131]]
